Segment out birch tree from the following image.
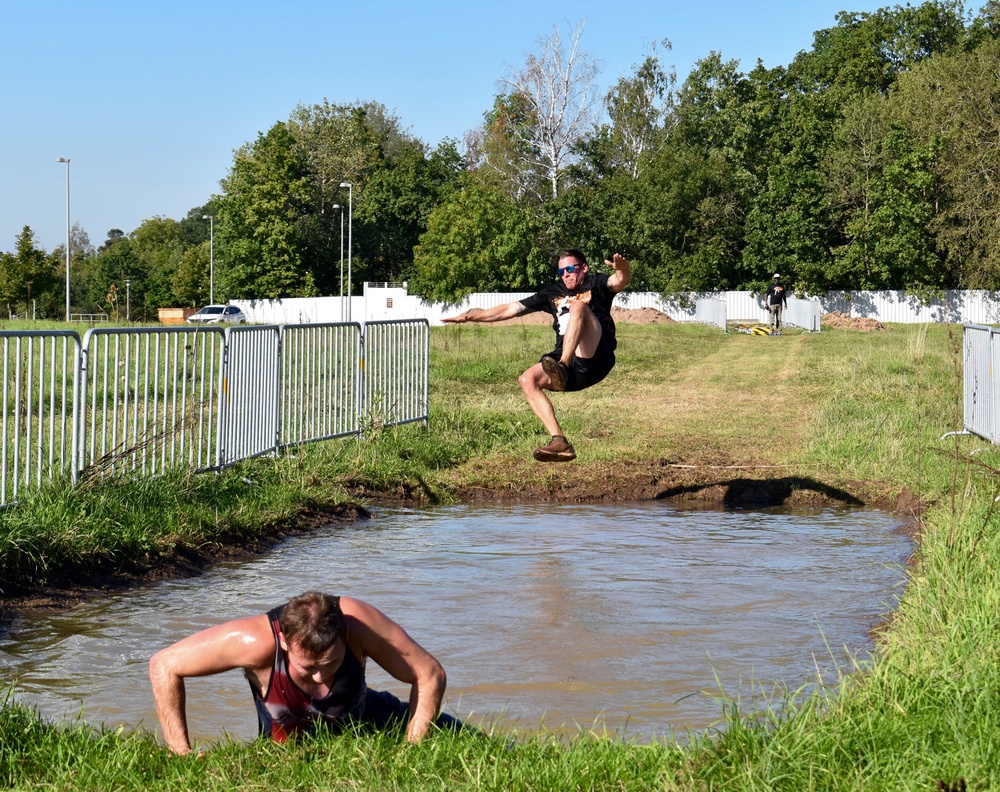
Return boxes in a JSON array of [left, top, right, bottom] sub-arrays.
[[603, 40, 675, 180], [494, 21, 602, 202]]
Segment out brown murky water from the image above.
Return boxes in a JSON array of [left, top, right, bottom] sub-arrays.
[[0, 501, 910, 746]]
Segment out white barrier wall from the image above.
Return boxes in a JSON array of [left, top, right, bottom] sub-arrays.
[[694, 297, 728, 331], [234, 286, 1000, 328], [819, 290, 1000, 325]]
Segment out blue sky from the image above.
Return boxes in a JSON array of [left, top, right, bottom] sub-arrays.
[[2, 0, 925, 253]]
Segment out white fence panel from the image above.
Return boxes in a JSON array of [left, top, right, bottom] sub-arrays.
[[457, 292, 535, 311], [695, 298, 727, 331], [78, 327, 225, 479], [722, 292, 764, 322], [280, 323, 362, 447], [785, 297, 822, 332], [236, 285, 1000, 328], [236, 296, 364, 326], [1, 331, 80, 506], [819, 290, 1000, 325]]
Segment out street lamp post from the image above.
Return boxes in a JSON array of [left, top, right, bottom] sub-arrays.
[[55, 157, 70, 321], [332, 203, 343, 321], [202, 215, 214, 304], [339, 182, 352, 322], [125, 279, 131, 324]]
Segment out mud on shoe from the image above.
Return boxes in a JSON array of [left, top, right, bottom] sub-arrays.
[[541, 355, 570, 392], [533, 435, 576, 462]]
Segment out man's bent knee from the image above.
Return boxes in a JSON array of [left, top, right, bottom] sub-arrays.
[[518, 367, 542, 394]]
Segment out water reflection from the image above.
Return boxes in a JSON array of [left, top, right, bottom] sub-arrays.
[[0, 501, 910, 745]]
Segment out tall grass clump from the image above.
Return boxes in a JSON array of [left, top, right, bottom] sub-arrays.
[[669, 453, 1000, 789]]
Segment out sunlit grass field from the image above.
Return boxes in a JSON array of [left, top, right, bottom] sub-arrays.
[[1, 320, 997, 789]]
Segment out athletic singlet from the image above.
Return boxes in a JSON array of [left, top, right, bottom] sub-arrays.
[[247, 603, 368, 742]]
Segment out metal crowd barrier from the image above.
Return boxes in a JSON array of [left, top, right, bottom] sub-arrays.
[[280, 323, 362, 448], [78, 326, 225, 478], [362, 319, 430, 428], [959, 324, 1000, 444], [220, 325, 281, 466], [1, 331, 80, 505], [0, 319, 430, 508]]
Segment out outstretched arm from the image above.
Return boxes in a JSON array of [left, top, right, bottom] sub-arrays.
[[149, 615, 272, 755], [606, 253, 631, 294], [341, 597, 446, 742], [441, 301, 527, 324]]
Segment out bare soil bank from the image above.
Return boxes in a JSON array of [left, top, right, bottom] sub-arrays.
[[427, 454, 924, 517]]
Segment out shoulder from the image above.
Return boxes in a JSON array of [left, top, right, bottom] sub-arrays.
[[340, 596, 408, 649], [231, 613, 276, 654], [208, 612, 274, 646], [532, 283, 563, 298], [340, 596, 388, 632], [590, 272, 615, 297], [152, 612, 276, 678], [239, 613, 279, 668]]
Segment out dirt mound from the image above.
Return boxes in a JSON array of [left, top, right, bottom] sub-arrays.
[[612, 307, 676, 324], [822, 311, 887, 332]]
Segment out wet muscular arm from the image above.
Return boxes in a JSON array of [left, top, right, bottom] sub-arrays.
[[441, 301, 527, 324], [341, 597, 447, 742], [149, 615, 272, 755]]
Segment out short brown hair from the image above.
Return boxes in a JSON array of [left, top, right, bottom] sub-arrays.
[[280, 592, 346, 655], [556, 248, 587, 267]]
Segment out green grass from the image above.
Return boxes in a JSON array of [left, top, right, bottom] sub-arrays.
[[0, 703, 695, 791], [1, 320, 998, 789]]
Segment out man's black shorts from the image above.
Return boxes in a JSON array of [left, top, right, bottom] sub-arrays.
[[542, 339, 616, 392]]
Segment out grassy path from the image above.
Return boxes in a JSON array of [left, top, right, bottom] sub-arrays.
[[432, 322, 959, 508]]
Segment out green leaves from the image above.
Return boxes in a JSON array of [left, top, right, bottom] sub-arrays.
[[217, 122, 314, 300], [0, 227, 57, 315], [410, 178, 547, 302]]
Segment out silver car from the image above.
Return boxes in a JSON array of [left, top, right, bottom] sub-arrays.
[[186, 305, 246, 325]]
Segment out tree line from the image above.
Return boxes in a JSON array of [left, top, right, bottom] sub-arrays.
[[5, 1, 1000, 319]]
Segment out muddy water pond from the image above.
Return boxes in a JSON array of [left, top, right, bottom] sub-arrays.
[[0, 501, 911, 744]]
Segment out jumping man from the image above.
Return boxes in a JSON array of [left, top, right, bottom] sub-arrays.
[[442, 249, 631, 462]]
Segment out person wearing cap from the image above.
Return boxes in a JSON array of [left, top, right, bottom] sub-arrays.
[[441, 249, 631, 462], [765, 273, 788, 335]]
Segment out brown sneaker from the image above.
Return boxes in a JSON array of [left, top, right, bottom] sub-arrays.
[[541, 356, 569, 392], [533, 435, 576, 462]]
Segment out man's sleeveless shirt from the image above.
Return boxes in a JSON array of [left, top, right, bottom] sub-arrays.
[[247, 603, 367, 742]]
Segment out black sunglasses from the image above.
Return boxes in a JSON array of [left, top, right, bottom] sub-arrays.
[[558, 264, 580, 276]]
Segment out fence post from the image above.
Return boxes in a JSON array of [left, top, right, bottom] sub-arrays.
[[72, 334, 86, 485]]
